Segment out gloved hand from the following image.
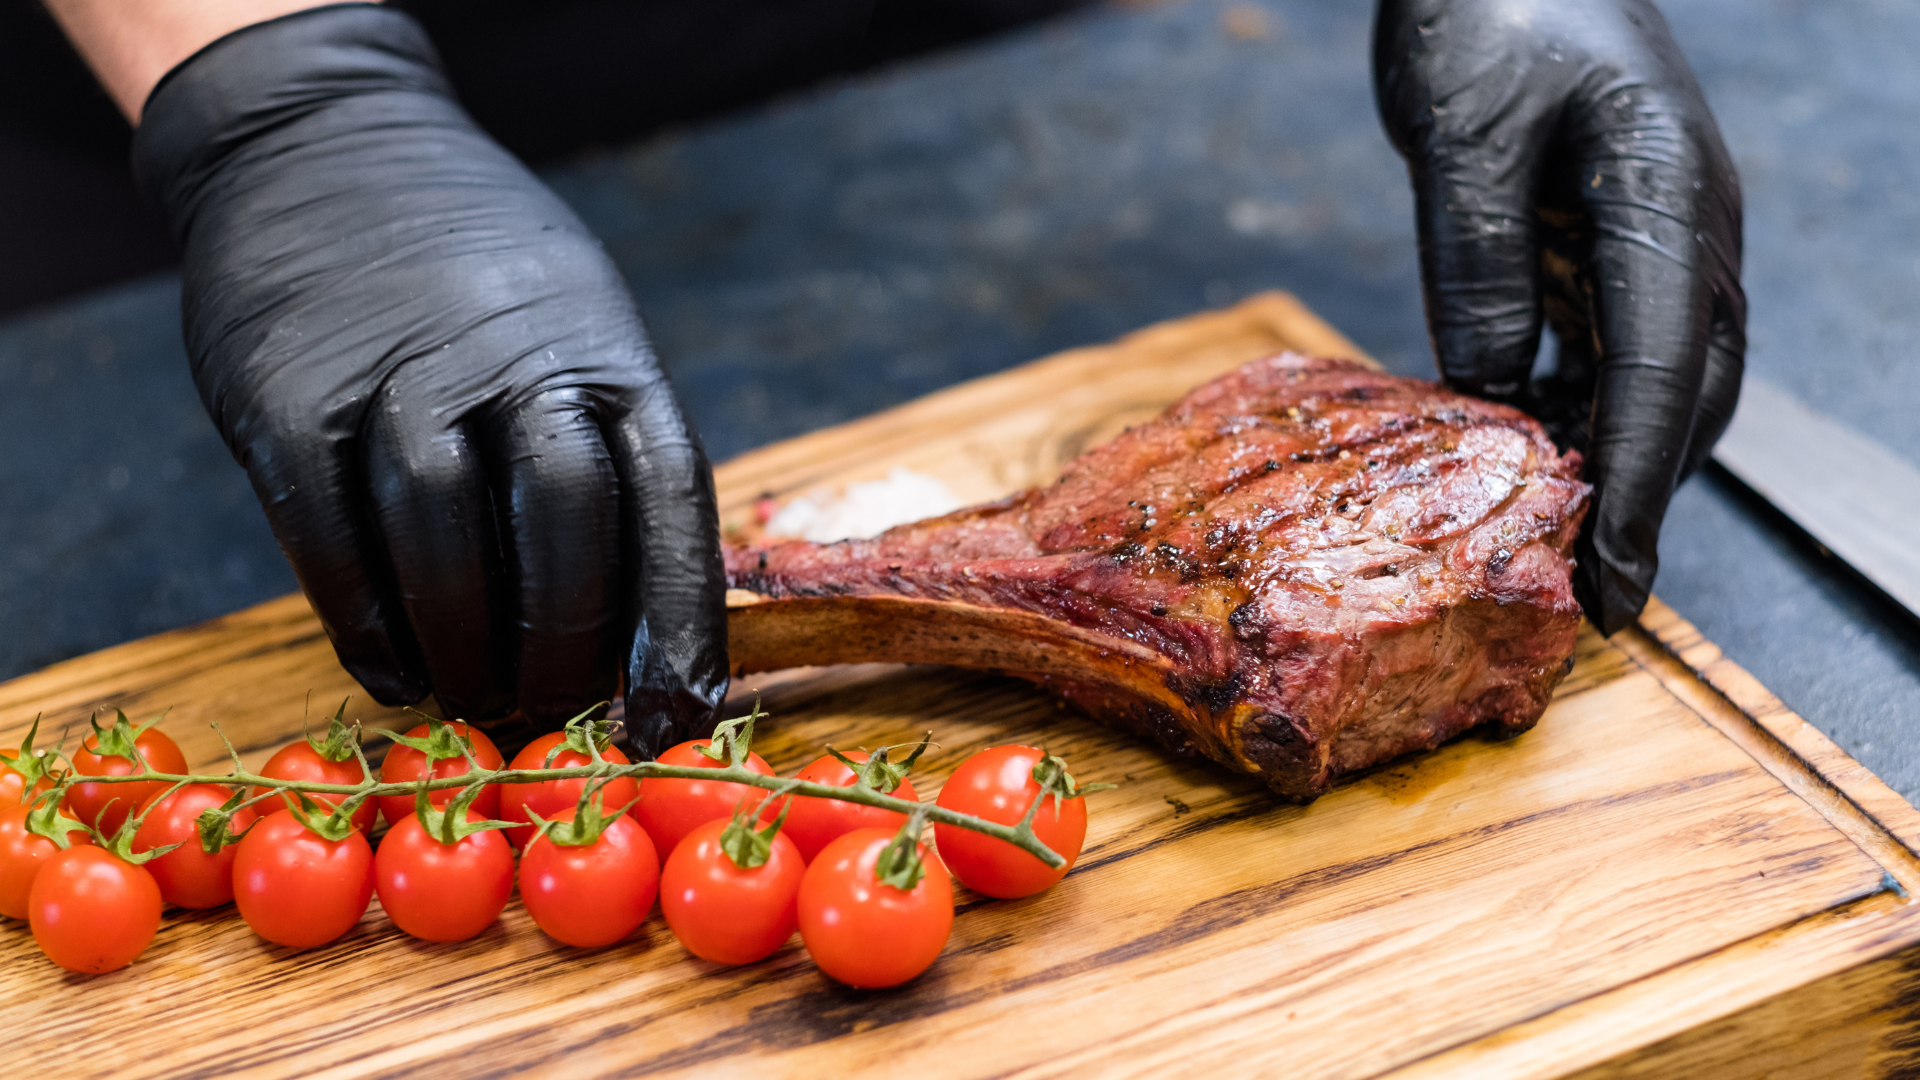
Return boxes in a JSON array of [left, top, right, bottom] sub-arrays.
[[1373, 0, 1745, 634], [132, 4, 727, 756]]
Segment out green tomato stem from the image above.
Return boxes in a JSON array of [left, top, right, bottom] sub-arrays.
[[49, 760, 1068, 868]]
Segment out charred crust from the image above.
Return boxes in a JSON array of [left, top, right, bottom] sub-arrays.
[[719, 354, 1587, 803], [1241, 711, 1320, 800], [1227, 601, 1257, 632], [1151, 541, 1202, 581], [1049, 681, 1199, 761], [1170, 672, 1244, 714]]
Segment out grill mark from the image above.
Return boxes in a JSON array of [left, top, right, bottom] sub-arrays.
[[1074, 406, 1505, 536]]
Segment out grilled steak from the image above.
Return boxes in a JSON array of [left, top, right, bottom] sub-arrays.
[[725, 354, 1590, 800]]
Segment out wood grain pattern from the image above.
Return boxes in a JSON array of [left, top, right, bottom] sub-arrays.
[[1, 293, 1916, 1080], [1565, 935, 1920, 1079]]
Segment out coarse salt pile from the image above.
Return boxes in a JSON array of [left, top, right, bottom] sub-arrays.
[[764, 466, 963, 542]]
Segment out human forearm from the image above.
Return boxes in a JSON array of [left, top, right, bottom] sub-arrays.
[[42, 0, 352, 120]]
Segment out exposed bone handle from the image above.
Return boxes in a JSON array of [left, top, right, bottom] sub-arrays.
[[725, 589, 1192, 720]]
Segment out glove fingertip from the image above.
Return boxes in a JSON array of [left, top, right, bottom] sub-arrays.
[[339, 658, 430, 710], [621, 615, 729, 760], [1574, 533, 1654, 637]]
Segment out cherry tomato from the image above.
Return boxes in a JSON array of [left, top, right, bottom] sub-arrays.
[[798, 828, 953, 988], [28, 846, 162, 973], [659, 817, 805, 965], [519, 807, 660, 948], [933, 745, 1087, 899], [232, 810, 374, 948], [132, 784, 256, 910], [0, 748, 53, 811], [501, 732, 637, 850], [373, 811, 515, 942], [634, 739, 774, 865], [66, 725, 188, 835], [784, 751, 919, 863], [377, 723, 504, 827], [253, 740, 375, 833], [0, 804, 92, 920]]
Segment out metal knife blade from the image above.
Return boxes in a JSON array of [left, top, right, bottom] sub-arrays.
[[1711, 376, 1920, 620]]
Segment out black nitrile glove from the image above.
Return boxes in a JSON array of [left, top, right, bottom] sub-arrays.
[[132, 4, 727, 756], [1373, 0, 1745, 634]]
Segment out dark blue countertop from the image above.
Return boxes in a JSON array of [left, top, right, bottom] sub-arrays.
[[2, 0, 1915, 792]]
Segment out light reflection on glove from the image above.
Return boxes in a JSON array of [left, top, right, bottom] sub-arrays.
[[133, 4, 727, 755], [1374, 0, 1746, 633]]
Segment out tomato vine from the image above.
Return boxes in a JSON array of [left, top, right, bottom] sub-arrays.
[[19, 703, 1078, 869]]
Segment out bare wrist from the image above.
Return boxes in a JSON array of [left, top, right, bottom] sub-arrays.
[[42, 0, 366, 121]]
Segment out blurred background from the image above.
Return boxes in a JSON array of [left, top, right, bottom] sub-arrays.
[[0, 0, 1093, 317], [2, 0, 1917, 793]]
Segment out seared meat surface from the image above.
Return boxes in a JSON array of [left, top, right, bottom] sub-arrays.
[[726, 354, 1590, 799]]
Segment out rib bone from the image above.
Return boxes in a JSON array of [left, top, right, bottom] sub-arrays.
[[725, 354, 1590, 800]]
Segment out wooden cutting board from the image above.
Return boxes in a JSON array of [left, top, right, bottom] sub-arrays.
[[4, 293, 1920, 1079]]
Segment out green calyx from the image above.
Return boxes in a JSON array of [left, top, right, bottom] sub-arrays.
[[380, 714, 477, 765], [1029, 749, 1116, 819], [87, 708, 165, 767], [195, 789, 256, 855], [0, 713, 62, 788], [719, 782, 800, 870], [304, 699, 362, 764], [696, 699, 764, 769], [24, 791, 90, 851], [97, 781, 187, 865], [827, 732, 932, 796], [284, 790, 366, 843], [529, 778, 640, 849], [544, 703, 617, 767], [412, 778, 515, 847], [874, 806, 931, 891], [0, 697, 1075, 875]]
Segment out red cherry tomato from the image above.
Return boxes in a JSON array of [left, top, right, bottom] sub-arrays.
[[377, 723, 504, 827], [660, 817, 805, 965], [519, 807, 660, 948], [232, 810, 374, 948], [0, 804, 93, 920], [0, 748, 53, 812], [28, 846, 162, 974], [933, 745, 1087, 899], [501, 732, 637, 850], [66, 726, 188, 836], [784, 751, 919, 863], [132, 784, 257, 909], [253, 740, 375, 833], [373, 811, 515, 943], [634, 739, 774, 865], [798, 828, 953, 988]]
